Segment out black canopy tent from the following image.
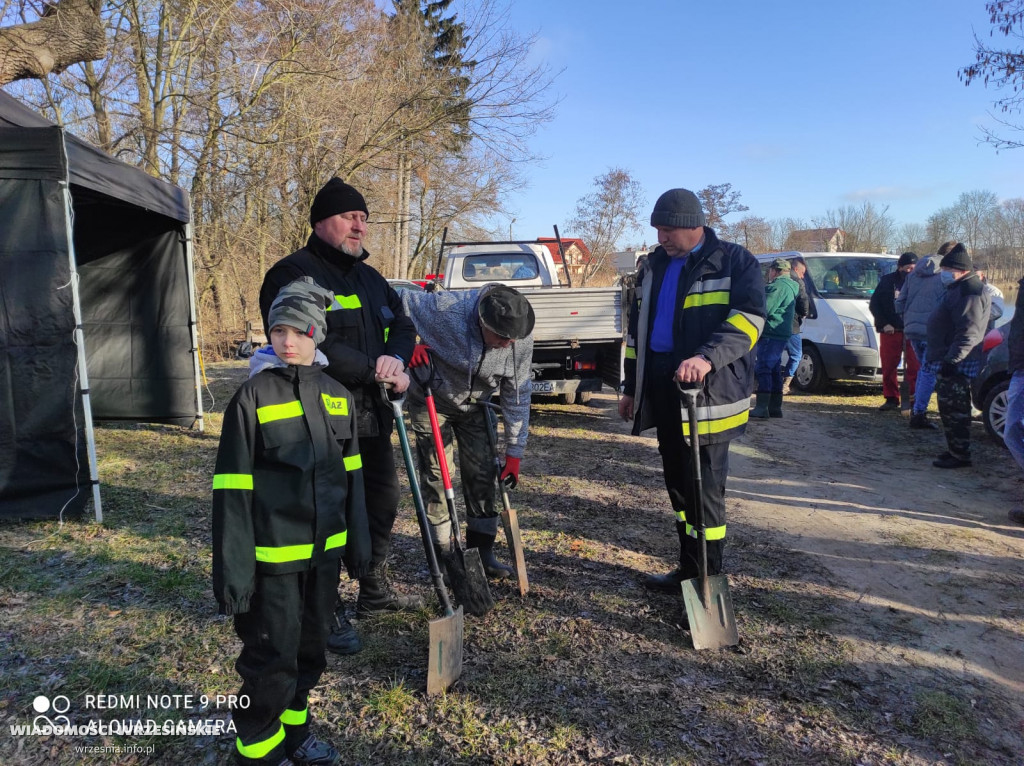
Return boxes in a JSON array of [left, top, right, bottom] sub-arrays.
[[0, 91, 203, 522]]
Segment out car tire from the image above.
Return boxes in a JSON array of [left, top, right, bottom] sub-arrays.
[[576, 391, 592, 405], [560, 392, 575, 405], [982, 379, 1010, 446], [792, 344, 828, 393]]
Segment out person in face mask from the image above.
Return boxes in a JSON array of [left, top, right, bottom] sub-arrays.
[[924, 243, 992, 469]]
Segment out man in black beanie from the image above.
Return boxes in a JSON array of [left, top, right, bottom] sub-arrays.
[[869, 252, 920, 412], [260, 177, 424, 657], [925, 243, 991, 468], [618, 188, 766, 614]]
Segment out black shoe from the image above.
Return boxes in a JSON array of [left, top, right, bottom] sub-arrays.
[[289, 735, 340, 766], [326, 609, 362, 655], [909, 412, 936, 429], [933, 453, 972, 469], [356, 564, 425, 616], [642, 568, 686, 594], [878, 397, 900, 411]]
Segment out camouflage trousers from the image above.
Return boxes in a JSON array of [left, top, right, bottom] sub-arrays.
[[936, 371, 974, 460]]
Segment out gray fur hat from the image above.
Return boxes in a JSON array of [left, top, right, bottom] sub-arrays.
[[650, 188, 706, 229], [268, 277, 335, 345]]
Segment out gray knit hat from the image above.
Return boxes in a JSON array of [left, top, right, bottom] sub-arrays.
[[650, 188, 706, 229], [268, 277, 335, 345]]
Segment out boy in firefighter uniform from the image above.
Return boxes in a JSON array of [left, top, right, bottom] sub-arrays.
[[213, 277, 371, 766]]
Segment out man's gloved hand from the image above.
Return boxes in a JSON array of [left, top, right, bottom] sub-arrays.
[[939, 360, 958, 378], [500, 456, 521, 490], [409, 344, 431, 368]]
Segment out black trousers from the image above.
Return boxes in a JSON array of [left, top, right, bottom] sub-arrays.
[[649, 353, 729, 575], [233, 562, 338, 765], [357, 430, 401, 565]]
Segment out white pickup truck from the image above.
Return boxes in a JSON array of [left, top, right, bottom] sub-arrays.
[[433, 239, 623, 404]]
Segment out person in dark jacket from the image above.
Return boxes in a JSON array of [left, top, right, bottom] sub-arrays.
[[869, 251, 920, 411], [619, 188, 766, 596], [751, 257, 798, 418], [925, 244, 991, 468], [1003, 276, 1024, 524], [214, 278, 370, 766], [781, 256, 810, 395], [259, 179, 421, 658]]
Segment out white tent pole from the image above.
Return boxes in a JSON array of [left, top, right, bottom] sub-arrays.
[[57, 162, 103, 523], [183, 221, 205, 433]]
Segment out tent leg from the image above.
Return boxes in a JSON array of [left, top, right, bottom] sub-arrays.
[[183, 222, 205, 433]]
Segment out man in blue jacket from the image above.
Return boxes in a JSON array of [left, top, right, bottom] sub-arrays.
[[619, 188, 765, 595]]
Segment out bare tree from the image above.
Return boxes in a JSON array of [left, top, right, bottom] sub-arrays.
[[697, 182, 749, 232], [815, 201, 895, 253], [566, 168, 646, 286], [0, 0, 105, 85], [731, 216, 774, 253]]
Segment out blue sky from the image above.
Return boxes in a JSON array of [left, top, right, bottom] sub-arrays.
[[486, 0, 1024, 247]]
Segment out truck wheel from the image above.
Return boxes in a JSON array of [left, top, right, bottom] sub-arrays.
[[577, 391, 592, 405], [560, 392, 575, 405], [982, 379, 1010, 446], [792, 344, 828, 392]]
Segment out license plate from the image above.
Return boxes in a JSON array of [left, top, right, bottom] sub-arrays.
[[532, 381, 554, 393]]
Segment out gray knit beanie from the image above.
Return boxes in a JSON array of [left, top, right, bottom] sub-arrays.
[[268, 277, 335, 345], [650, 188, 706, 229]]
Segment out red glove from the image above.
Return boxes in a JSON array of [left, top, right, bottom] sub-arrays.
[[500, 456, 521, 490], [409, 344, 431, 368]]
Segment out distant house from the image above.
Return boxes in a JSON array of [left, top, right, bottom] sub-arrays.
[[784, 227, 846, 252], [537, 237, 592, 282]]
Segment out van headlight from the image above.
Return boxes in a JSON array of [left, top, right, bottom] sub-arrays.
[[840, 316, 869, 346]]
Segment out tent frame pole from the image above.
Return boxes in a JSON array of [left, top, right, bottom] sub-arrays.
[[183, 221, 204, 433], [58, 135, 103, 523]]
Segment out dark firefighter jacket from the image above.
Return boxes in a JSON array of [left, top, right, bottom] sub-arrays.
[[212, 361, 370, 615], [259, 234, 417, 437], [623, 227, 766, 444]]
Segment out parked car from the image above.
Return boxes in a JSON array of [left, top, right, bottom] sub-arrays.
[[387, 279, 424, 293], [971, 304, 1015, 445]]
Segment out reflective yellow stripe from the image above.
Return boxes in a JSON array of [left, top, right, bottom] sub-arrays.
[[624, 347, 637, 360], [683, 290, 730, 309], [687, 522, 727, 541], [280, 708, 307, 726], [384, 327, 390, 343], [327, 294, 362, 310], [344, 454, 362, 471], [726, 312, 759, 350], [675, 509, 687, 523], [321, 394, 349, 416], [254, 544, 314, 563], [681, 409, 749, 436], [237, 725, 285, 759], [325, 531, 347, 551], [213, 474, 253, 490], [257, 400, 304, 424]]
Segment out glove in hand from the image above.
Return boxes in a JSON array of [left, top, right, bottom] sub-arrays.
[[409, 344, 431, 368], [500, 456, 521, 490], [939, 361, 958, 378]]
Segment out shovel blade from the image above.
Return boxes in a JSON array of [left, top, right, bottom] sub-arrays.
[[681, 574, 739, 650], [426, 605, 464, 696], [501, 508, 529, 596]]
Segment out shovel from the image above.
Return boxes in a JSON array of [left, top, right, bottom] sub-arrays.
[[478, 400, 529, 596], [382, 385, 464, 695], [678, 385, 739, 650], [409, 360, 494, 617]]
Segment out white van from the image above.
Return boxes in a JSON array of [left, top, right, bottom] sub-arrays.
[[754, 251, 901, 391]]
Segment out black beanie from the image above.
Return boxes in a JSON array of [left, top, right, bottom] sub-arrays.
[[650, 188, 706, 229], [310, 178, 369, 226], [897, 251, 918, 267], [939, 243, 971, 271], [478, 285, 536, 339]]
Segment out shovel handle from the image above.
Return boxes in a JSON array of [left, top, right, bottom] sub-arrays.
[[677, 384, 710, 598]]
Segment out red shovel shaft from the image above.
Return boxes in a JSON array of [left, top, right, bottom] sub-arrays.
[[423, 392, 456, 502]]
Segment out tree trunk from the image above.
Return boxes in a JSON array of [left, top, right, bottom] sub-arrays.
[[0, 0, 106, 85]]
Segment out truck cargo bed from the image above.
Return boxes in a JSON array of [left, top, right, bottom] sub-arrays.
[[518, 287, 622, 343]]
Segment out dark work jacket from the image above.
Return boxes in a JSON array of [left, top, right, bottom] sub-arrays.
[[925, 272, 991, 365], [260, 234, 416, 437], [1008, 277, 1024, 374], [869, 270, 907, 332], [212, 363, 369, 615], [623, 228, 766, 444], [792, 277, 809, 334]]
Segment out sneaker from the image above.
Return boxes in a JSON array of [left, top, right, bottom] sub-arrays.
[[909, 412, 936, 429], [932, 453, 972, 469], [289, 735, 340, 766], [878, 397, 900, 411], [1008, 509, 1024, 526], [326, 610, 362, 656]]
